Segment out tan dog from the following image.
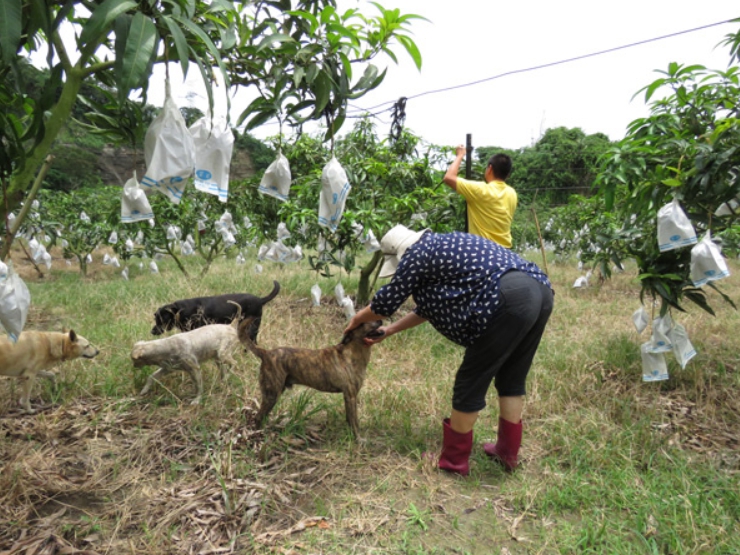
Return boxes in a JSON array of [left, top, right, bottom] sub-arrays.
[[0, 330, 99, 413], [238, 317, 383, 437], [133, 323, 240, 405]]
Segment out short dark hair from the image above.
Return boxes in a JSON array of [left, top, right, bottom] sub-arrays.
[[487, 153, 512, 180]]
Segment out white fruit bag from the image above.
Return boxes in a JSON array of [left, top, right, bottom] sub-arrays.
[[0, 261, 31, 342], [335, 283, 346, 306], [311, 284, 322, 307], [641, 342, 669, 382], [341, 297, 356, 319], [632, 306, 649, 334], [142, 81, 195, 204], [121, 172, 154, 223], [190, 114, 234, 203], [715, 198, 740, 217], [318, 157, 351, 232], [690, 231, 730, 287], [669, 323, 696, 369], [657, 198, 697, 252], [259, 151, 292, 201], [362, 229, 381, 253], [649, 314, 673, 353]]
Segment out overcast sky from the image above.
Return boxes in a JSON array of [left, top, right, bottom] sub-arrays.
[[148, 1, 740, 149]]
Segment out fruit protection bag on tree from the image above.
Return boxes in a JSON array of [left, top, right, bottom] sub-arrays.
[[632, 306, 649, 334], [690, 231, 730, 287], [190, 114, 234, 203], [0, 261, 30, 342], [649, 314, 673, 353], [259, 152, 292, 201], [641, 342, 669, 382], [121, 171, 154, 223], [318, 157, 351, 232], [142, 81, 195, 204], [657, 198, 697, 252], [668, 323, 696, 369]]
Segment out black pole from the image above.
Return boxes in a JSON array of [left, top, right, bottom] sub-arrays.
[[464, 134, 472, 233]]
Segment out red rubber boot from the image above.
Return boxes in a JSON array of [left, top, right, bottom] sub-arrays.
[[483, 417, 522, 472], [438, 418, 473, 476]]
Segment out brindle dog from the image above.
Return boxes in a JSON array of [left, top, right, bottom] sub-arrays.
[[238, 317, 383, 437]]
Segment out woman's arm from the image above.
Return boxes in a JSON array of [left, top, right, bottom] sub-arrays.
[[345, 306, 428, 346], [384, 312, 427, 337]]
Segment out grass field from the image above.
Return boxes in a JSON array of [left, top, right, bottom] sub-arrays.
[[1, 246, 739, 555]]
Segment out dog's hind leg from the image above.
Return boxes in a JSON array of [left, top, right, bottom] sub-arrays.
[[216, 346, 237, 381], [179, 357, 203, 405]]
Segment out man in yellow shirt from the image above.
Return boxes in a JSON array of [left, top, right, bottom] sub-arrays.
[[443, 145, 517, 248]]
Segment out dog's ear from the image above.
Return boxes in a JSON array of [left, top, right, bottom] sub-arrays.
[[68, 329, 77, 342], [237, 317, 255, 342]]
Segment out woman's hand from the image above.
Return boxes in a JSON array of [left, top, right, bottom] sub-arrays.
[[363, 326, 390, 346], [344, 305, 383, 335]]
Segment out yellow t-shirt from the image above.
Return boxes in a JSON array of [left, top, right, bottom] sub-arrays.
[[456, 178, 517, 248]]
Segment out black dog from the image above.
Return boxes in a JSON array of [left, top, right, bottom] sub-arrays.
[[151, 281, 280, 342]]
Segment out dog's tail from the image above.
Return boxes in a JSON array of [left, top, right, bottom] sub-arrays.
[[237, 316, 264, 359], [259, 280, 281, 305], [227, 300, 243, 330]]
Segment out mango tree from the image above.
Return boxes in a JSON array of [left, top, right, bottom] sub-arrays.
[[592, 35, 740, 316], [264, 119, 461, 305], [0, 0, 425, 260]]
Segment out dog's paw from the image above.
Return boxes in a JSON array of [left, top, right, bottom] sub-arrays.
[[190, 397, 202, 406]]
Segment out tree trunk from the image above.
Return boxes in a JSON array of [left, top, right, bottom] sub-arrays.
[[356, 250, 382, 306]]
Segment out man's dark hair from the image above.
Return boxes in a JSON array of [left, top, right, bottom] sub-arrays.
[[487, 153, 512, 180]]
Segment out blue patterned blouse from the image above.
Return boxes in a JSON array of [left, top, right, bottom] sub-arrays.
[[370, 231, 552, 347]]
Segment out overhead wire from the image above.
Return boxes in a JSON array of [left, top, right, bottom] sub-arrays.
[[344, 19, 736, 118]]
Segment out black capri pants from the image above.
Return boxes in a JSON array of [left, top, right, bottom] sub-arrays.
[[452, 270, 554, 413]]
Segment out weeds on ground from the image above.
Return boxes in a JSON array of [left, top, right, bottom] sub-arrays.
[[0, 248, 739, 554]]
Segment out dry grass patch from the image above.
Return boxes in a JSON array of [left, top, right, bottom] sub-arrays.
[[1, 249, 739, 553]]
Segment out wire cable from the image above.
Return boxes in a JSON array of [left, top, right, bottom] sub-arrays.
[[346, 19, 736, 115]]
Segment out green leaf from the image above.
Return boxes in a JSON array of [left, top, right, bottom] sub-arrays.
[[80, 0, 137, 48], [397, 34, 422, 70], [312, 71, 332, 116], [219, 23, 237, 51], [245, 110, 276, 131], [256, 33, 294, 52], [163, 15, 190, 78], [235, 96, 270, 128], [661, 178, 682, 187], [683, 290, 715, 316], [286, 10, 319, 34], [352, 64, 379, 92], [706, 282, 737, 310], [325, 110, 345, 141], [116, 13, 158, 100], [24, 0, 53, 65], [179, 17, 232, 114], [0, 0, 22, 65]]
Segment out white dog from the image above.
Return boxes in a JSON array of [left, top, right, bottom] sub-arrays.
[[0, 330, 99, 413], [132, 323, 239, 405]]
